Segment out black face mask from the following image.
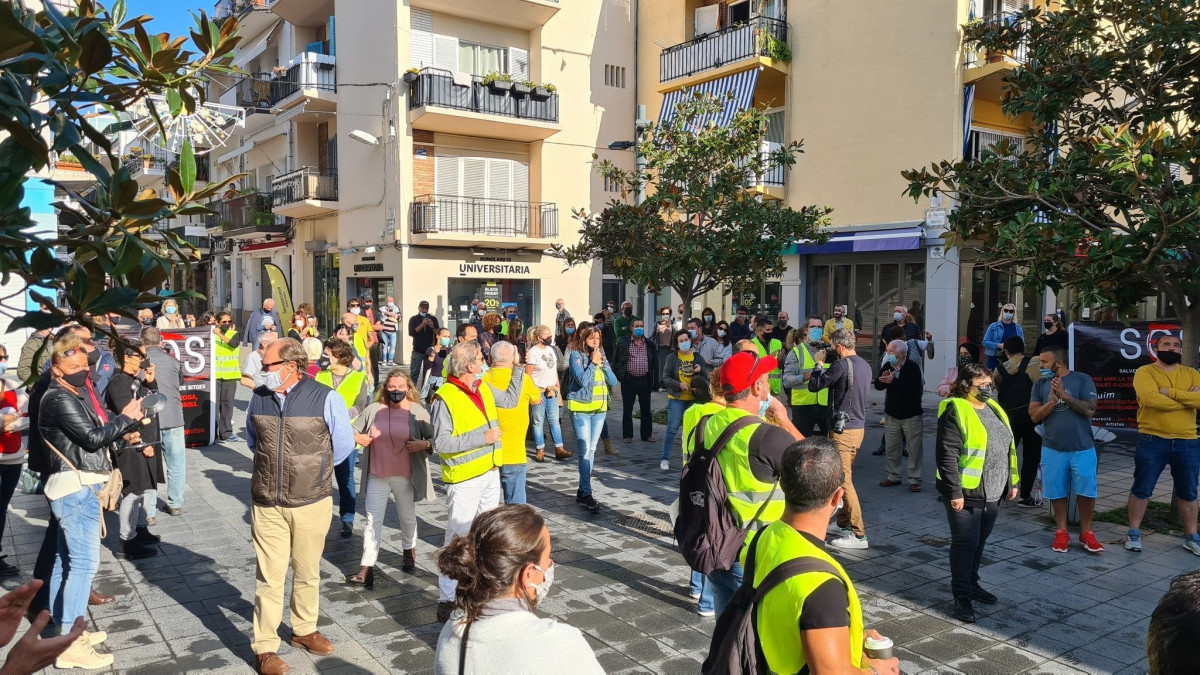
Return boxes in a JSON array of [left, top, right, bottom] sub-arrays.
[[318, 356, 331, 370], [141, 317, 154, 326], [1158, 351, 1183, 366], [623, 308, 632, 316], [387, 390, 406, 403], [63, 370, 90, 388], [974, 387, 993, 403], [87, 349, 101, 366], [1044, 321, 1054, 330], [957, 354, 973, 367]]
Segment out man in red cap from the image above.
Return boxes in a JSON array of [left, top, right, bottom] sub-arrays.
[[702, 350, 805, 615]]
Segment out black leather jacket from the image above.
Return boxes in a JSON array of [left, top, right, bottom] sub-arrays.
[[37, 381, 139, 475]]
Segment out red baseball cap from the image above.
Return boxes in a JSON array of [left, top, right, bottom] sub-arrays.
[[721, 351, 778, 395]]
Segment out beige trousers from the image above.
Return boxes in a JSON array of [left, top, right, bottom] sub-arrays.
[[251, 496, 333, 654]]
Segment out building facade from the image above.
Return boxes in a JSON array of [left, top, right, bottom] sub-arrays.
[[205, 0, 636, 350]]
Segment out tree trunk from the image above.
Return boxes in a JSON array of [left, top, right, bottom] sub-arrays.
[[1179, 303, 1200, 369]]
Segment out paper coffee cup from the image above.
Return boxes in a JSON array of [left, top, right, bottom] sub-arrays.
[[864, 635, 894, 660]]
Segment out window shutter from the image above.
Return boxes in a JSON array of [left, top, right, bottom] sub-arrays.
[[410, 9, 433, 67], [433, 34, 459, 71], [435, 154, 459, 193], [694, 5, 719, 35], [509, 47, 530, 80], [487, 159, 512, 201], [328, 15, 336, 56], [463, 158, 488, 199], [512, 161, 529, 202]]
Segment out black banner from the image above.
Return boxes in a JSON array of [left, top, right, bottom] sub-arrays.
[[114, 325, 216, 447], [1070, 321, 1182, 429]]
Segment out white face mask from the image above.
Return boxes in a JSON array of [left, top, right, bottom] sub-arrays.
[[350, 307, 361, 315], [529, 562, 554, 600]]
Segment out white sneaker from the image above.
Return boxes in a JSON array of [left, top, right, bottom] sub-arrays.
[[698, 608, 715, 617], [828, 534, 869, 550], [659, 460, 670, 471], [55, 634, 114, 670], [827, 521, 850, 535], [1184, 535, 1200, 556]]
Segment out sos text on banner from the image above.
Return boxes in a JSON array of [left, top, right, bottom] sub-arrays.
[[1070, 321, 1184, 429]]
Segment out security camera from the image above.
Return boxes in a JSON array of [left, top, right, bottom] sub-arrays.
[[349, 129, 380, 146]]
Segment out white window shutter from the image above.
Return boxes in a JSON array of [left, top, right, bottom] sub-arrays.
[[694, 5, 719, 36], [463, 158, 488, 199], [435, 154, 459, 194], [410, 9, 433, 68], [513, 161, 529, 202], [509, 48, 529, 80], [433, 34, 459, 71], [487, 159, 512, 201]]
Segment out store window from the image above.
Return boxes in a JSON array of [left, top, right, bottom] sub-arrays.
[[808, 260, 926, 367], [313, 252, 340, 333], [448, 279, 539, 333], [957, 264, 1039, 347]]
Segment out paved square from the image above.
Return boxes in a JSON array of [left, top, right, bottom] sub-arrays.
[[2, 387, 1184, 673]]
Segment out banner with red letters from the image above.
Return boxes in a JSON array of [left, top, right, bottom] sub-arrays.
[[1069, 321, 1183, 429]]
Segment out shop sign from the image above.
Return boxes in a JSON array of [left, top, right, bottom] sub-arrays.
[[482, 283, 502, 311], [459, 262, 532, 275], [354, 263, 384, 272]]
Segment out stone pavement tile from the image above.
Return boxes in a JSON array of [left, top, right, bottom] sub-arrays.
[[381, 646, 437, 673], [103, 626, 164, 652], [611, 636, 685, 664], [871, 612, 957, 645], [654, 625, 712, 655], [947, 643, 1047, 674], [644, 655, 704, 673], [1058, 649, 1134, 675], [904, 627, 995, 662], [593, 647, 646, 673], [1064, 636, 1146, 668], [104, 640, 174, 670], [625, 609, 694, 637]]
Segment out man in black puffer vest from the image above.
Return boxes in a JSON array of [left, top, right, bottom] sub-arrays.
[[245, 338, 355, 675]]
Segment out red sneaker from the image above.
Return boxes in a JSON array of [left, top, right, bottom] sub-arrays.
[[1052, 529, 1070, 552], [1079, 530, 1105, 553]]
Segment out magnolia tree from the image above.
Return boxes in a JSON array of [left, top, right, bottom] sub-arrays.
[[0, 0, 242, 352], [902, 0, 1200, 364], [553, 92, 830, 312]]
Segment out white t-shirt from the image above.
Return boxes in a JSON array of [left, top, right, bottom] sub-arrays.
[[526, 344, 559, 389], [243, 350, 265, 386]]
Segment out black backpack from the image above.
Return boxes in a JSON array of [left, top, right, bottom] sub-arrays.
[[702, 528, 843, 674], [674, 414, 769, 575], [995, 355, 1034, 416]]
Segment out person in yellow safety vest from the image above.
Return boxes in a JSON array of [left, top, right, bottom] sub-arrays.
[[704, 351, 805, 617], [935, 362, 1020, 624], [782, 316, 832, 438], [748, 437, 899, 675], [213, 311, 243, 442], [315, 339, 373, 537], [751, 316, 784, 396], [429, 340, 529, 624], [340, 311, 373, 382]]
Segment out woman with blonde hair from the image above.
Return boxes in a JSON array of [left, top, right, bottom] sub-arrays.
[[346, 368, 434, 586], [301, 337, 323, 377], [156, 299, 185, 329]]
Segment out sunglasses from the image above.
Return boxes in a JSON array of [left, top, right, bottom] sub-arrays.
[[260, 360, 293, 371]]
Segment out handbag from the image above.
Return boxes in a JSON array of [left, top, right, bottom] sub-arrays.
[[43, 439, 122, 537]]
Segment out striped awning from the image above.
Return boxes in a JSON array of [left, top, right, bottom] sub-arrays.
[[789, 227, 925, 255], [658, 68, 761, 129]]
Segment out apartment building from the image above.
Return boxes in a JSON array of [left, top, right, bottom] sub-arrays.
[[636, 0, 1048, 370], [204, 0, 636, 347]]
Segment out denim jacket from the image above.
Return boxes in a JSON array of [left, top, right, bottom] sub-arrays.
[[982, 321, 1024, 357], [566, 350, 617, 404]]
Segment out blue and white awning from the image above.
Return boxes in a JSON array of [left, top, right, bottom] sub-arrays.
[[788, 227, 925, 255], [658, 69, 761, 129]]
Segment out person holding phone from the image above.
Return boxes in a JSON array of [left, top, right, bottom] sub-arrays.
[[105, 340, 164, 560]]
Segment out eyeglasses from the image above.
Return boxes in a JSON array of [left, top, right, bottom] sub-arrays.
[[349, 303, 360, 308], [261, 360, 292, 371]]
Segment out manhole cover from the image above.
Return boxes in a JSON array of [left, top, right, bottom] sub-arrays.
[[604, 511, 675, 538]]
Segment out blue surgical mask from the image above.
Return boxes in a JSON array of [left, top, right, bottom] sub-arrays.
[[884, 354, 898, 366], [0, 363, 7, 376], [1003, 311, 1014, 320], [565, 327, 575, 335], [440, 337, 452, 347], [633, 327, 645, 338], [808, 327, 823, 342], [757, 395, 771, 417], [688, 329, 698, 339], [893, 312, 903, 322], [1039, 368, 1055, 379], [507, 313, 517, 319], [679, 341, 691, 352], [595, 322, 604, 329], [165, 306, 177, 315]]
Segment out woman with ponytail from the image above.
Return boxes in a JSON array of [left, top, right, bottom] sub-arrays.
[[434, 505, 601, 674]]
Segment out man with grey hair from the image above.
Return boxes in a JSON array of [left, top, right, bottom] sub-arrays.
[[141, 326, 187, 516], [430, 340, 529, 623], [241, 330, 277, 390], [875, 339, 926, 492], [245, 338, 355, 673], [809, 330, 873, 549], [137, 308, 155, 327]]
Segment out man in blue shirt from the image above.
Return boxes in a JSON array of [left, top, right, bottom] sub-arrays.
[[245, 298, 282, 349], [244, 338, 354, 673], [1030, 346, 1102, 554]]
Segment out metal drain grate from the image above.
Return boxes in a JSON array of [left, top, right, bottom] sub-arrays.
[[604, 511, 675, 539]]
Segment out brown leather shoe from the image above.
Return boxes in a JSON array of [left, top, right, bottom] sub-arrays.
[[256, 652, 290, 674], [909, 484, 923, 493], [402, 549, 416, 572], [88, 590, 115, 606], [346, 566, 374, 588], [879, 479, 902, 487], [555, 446, 572, 460], [534, 448, 545, 462], [290, 631, 334, 655], [602, 438, 618, 455]]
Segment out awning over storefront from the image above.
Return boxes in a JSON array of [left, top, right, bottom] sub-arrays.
[[789, 226, 924, 255], [658, 68, 761, 128]]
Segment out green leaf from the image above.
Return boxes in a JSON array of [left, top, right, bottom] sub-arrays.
[[165, 88, 182, 117], [179, 139, 195, 194]]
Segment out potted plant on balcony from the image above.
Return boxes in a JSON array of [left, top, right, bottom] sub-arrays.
[[403, 67, 420, 84], [514, 78, 535, 95], [141, 153, 156, 170], [534, 82, 556, 97], [251, 210, 275, 228], [55, 152, 83, 171], [481, 71, 514, 92], [756, 30, 792, 63]]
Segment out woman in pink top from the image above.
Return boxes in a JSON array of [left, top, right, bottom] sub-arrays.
[[346, 368, 435, 587]]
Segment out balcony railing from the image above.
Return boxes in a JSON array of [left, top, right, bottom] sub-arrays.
[[660, 16, 788, 83], [408, 68, 559, 124], [964, 11, 1029, 68], [167, 155, 210, 183], [272, 52, 337, 105], [205, 192, 276, 231], [235, 74, 277, 110], [122, 146, 172, 177], [272, 167, 338, 206], [410, 195, 558, 239], [214, 0, 274, 23]]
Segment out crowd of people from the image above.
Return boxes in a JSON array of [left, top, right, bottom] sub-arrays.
[[0, 294, 1195, 674]]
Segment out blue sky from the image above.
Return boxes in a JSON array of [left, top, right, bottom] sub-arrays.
[[125, 0, 210, 43]]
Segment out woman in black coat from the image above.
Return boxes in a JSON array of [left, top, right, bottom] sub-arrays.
[[105, 341, 165, 560]]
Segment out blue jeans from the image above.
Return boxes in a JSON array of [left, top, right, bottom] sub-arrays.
[[690, 569, 714, 613], [708, 560, 744, 617], [1132, 434, 1200, 501], [334, 450, 358, 524], [49, 486, 101, 629], [380, 331, 396, 362], [161, 426, 186, 509], [572, 411, 606, 496], [500, 464, 528, 504], [662, 398, 693, 461], [531, 395, 563, 449]]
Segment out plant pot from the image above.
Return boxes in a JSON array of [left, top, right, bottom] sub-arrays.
[[488, 80, 514, 92], [534, 86, 552, 98], [143, 160, 154, 170], [403, 72, 419, 83], [56, 161, 83, 172], [513, 83, 532, 95]]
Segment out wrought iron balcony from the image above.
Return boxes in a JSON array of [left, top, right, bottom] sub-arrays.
[[272, 167, 338, 206], [204, 192, 284, 237], [272, 52, 336, 107], [660, 16, 788, 83], [408, 68, 559, 124], [963, 11, 1029, 68], [410, 194, 558, 240]]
